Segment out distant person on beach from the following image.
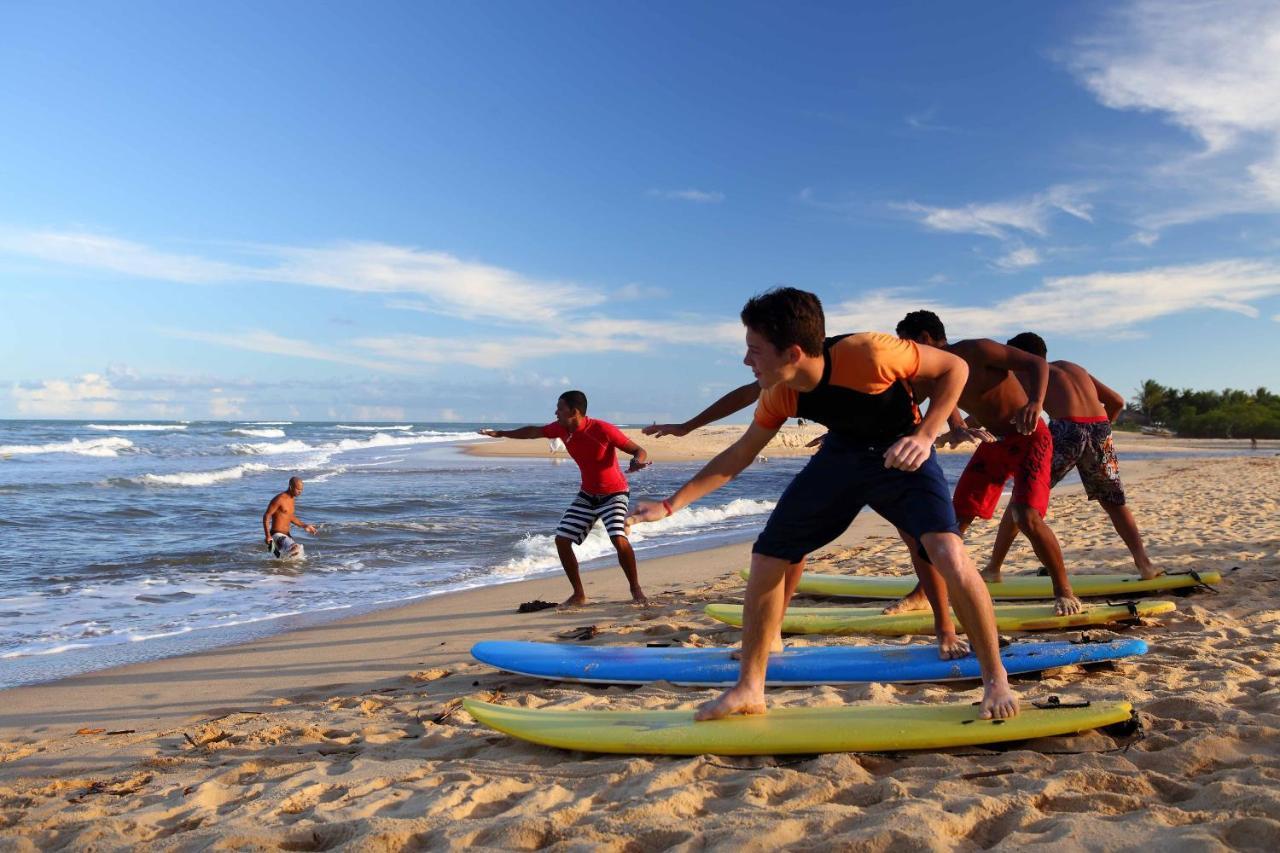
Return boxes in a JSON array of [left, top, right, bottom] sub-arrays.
[[481, 391, 651, 607], [629, 288, 1018, 721], [984, 332, 1161, 580], [262, 477, 317, 558], [890, 310, 1082, 617]]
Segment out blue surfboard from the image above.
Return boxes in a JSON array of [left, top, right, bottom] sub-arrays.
[[471, 638, 1147, 686]]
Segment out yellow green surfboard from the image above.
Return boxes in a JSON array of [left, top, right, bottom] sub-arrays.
[[705, 600, 1176, 635], [464, 698, 1134, 755], [741, 568, 1220, 600]]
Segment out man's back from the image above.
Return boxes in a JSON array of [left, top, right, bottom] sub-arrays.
[[947, 339, 1030, 435], [1043, 361, 1109, 421]]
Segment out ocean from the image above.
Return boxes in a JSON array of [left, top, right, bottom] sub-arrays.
[[0, 419, 1243, 690]]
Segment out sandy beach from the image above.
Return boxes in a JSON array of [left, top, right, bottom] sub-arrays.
[[1, 435, 1278, 850]]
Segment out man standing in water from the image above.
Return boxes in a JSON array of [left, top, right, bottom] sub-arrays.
[[984, 332, 1161, 581], [629, 288, 1017, 721], [262, 477, 317, 558], [890, 310, 1082, 617], [482, 390, 651, 607]]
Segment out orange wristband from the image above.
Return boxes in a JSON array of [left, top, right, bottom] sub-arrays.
[[662, 499, 674, 517]]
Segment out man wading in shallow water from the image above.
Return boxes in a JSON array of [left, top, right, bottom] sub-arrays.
[[262, 477, 317, 558], [482, 391, 651, 607], [888, 310, 1082, 618], [629, 288, 1018, 721]]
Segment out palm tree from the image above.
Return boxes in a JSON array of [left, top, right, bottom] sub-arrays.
[[1133, 380, 1166, 421]]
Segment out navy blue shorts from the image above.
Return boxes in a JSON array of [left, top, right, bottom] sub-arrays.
[[753, 434, 960, 563]]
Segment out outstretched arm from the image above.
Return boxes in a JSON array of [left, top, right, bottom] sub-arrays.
[[480, 426, 545, 439], [290, 509, 317, 536], [978, 339, 1048, 434], [642, 382, 760, 437], [1091, 375, 1126, 422], [629, 423, 777, 522]]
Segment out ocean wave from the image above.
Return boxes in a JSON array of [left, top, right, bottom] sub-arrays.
[[336, 424, 413, 431], [493, 497, 775, 578], [242, 421, 293, 425], [230, 431, 482, 457], [231, 428, 286, 438], [138, 462, 272, 486], [87, 423, 187, 431], [0, 437, 135, 458], [230, 439, 317, 456]]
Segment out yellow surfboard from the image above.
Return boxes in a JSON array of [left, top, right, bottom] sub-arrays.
[[705, 600, 1176, 635], [739, 568, 1220, 600], [465, 698, 1134, 755]]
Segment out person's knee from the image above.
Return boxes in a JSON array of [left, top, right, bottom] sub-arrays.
[[610, 535, 632, 552], [919, 532, 968, 578], [555, 535, 574, 549], [1010, 504, 1041, 531]]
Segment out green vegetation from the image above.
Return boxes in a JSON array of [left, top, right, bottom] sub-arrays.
[[1128, 381, 1280, 439]]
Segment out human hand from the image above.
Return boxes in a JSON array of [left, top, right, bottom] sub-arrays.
[[304, 524, 317, 535], [937, 427, 995, 448], [627, 458, 651, 473], [1015, 401, 1042, 435], [479, 428, 502, 438], [641, 422, 689, 438], [627, 500, 670, 525], [884, 434, 933, 471]]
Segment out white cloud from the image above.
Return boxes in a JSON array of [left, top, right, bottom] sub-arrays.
[[615, 282, 670, 300], [904, 106, 957, 133], [0, 230, 596, 323], [11, 373, 121, 417], [827, 259, 1280, 339], [208, 396, 244, 418], [165, 329, 408, 373], [895, 185, 1093, 240], [1067, 0, 1280, 227], [994, 247, 1042, 271], [647, 188, 725, 204]]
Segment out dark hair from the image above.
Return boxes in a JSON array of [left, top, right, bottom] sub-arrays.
[[1006, 332, 1047, 359], [558, 390, 588, 415], [739, 287, 825, 357], [896, 310, 946, 341], [288, 476, 302, 488]]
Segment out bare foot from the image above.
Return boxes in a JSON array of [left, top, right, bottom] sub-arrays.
[[937, 632, 970, 660], [693, 684, 767, 721], [729, 635, 784, 660], [882, 591, 930, 615], [1138, 565, 1164, 581], [629, 588, 649, 606], [558, 594, 588, 609], [980, 567, 1003, 584], [1054, 594, 1083, 616], [979, 678, 1019, 719]]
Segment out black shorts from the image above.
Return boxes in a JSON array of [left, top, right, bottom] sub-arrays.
[[752, 433, 960, 563]]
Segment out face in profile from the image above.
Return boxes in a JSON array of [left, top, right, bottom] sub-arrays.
[[743, 328, 794, 389]]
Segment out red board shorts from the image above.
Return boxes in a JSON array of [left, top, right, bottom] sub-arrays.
[[952, 420, 1053, 520]]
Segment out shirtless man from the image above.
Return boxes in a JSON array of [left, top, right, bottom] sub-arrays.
[[985, 332, 1160, 580], [644, 383, 971, 661], [630, 288, 1017, 721], [262, 477, 317, 558], [481, 390, 650, 607], [890, 310, 1081, 617]]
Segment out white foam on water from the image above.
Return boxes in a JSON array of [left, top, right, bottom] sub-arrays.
[[231, 428, 287, 438], [230, 439, 317, 455], [0, 437, 135, 457], [336, 424, 413, 431], [243, 421, 293, 425], [138, 462, 272, 486], [87, 423, 187, 431], [493, 497, 775, 578], [230, 431, 483, 457]]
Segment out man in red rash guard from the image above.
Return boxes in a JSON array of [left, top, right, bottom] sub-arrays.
[[984, 332, 1161, 581], [482, 390, 650, 607]]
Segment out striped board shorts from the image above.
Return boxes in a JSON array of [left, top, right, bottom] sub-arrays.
[[555, 490, 630, 544]]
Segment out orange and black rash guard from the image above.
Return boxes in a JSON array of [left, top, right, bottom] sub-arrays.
[[753, 333, 922, 444]]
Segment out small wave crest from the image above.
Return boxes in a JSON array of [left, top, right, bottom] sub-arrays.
[[242, 421, 292, 425], [0, 437, 135, 458], [231, 428, 286, 438], [87, 424, 187, 431], [230, 431, 481, 457], [138, 462, 272, 486], [230, 439, 316, 456], [336, 424, 413, 431]]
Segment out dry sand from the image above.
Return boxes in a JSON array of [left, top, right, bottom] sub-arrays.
[[1, 436, 1278, 850]]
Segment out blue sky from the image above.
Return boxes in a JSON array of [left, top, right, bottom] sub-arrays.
[[2, 0, 1278, 423]]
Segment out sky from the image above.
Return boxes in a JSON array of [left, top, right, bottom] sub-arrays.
[[2, 0, 1279, 423]]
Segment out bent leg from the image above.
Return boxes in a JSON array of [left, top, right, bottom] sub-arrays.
[[696, 553, 791, 720], [920, 531, 1018, 719], [555, 536, 587, 607], [610, 535, 647, 604], [983, 504, 1020, 582], [1011, 504, 1079, 615], [881, 528, 935, 615], [1100, 501, 1160, 579]]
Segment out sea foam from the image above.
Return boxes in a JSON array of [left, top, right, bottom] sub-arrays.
[[0, 437, 135, 457], [336, 424, 413, 431], [231, 428, 287, 438], [138, 462, 272, 486], [87, 424, 187, 431]]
